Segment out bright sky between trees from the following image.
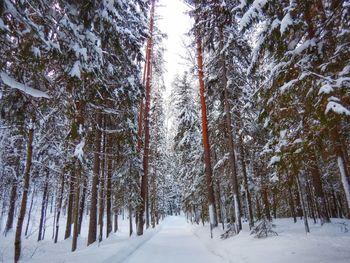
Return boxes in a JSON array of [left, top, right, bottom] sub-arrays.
[[157, 0, 192, 95]]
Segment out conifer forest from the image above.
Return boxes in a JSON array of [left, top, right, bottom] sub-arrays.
[[0, 0, 350, 263]]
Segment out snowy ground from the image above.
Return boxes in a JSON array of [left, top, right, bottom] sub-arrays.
[[1, 213, 350, 263], [193, 218, 350, 263]]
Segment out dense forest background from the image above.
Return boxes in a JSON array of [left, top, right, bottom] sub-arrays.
[[0, 0, 349, 262]]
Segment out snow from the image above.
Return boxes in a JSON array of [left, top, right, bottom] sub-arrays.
[[0, 72, 50, 99], [325, 101, 350, 116], [69, 61, 81, 79], [74, 139, 85, 162], [0, 18, 7, 30], [318, 83, 334, 95], [279, 79, 298, 93], [192, 218, 350, 263], [1, 214, 350, 263], [269, 155, 280, 166], [280, 13, 293, 35], [122, 216, 222, 263], [240, 0, 269, 30]]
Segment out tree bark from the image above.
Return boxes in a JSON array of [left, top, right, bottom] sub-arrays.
[[219, 25, 241, 231], [331, 126, 350, 214], [54, 170, 65, 243], [137, 0, 155, 236], [98, 128, 106, 242], [25, 183, 35, 236], [38, 171, 49, 241], [87, 111, 102, 245], [106, 136, 113, 237], [14, 123, 34, 263], [65, 165, 75, 239], [78, 170, 87, 235], [296, 173, 310, 233], [5, 178, 18, 235], [195, 20, 217, 228], [239, 134, 254, 228], [308, 149, 330, 224], [72, 161, 81, 252]]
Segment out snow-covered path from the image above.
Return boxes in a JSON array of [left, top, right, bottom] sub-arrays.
[[121, 216, 224, 263]]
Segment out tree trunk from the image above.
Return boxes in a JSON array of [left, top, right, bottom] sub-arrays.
[[98, 128, 106, 242], [296, 173, 310, 233], [114, 210, 119, 233], [308, 150, 330, 224], [14, 123, 34, 263], [195, 19, 217, 228], [137, 0, 155, 236], [65, 165, 75, 239], [219, 25, 241, 231], [78, 170, 87, 235], [87, 111, 102, 245], [331, 126, 350, 213], [287, 178, 297, 223], [38, 171, 49, 241], [72, 161, 81, 252], [129, 205, 133, 237], [25, 183, 35, 236], [54, 170, 65, 243], [262, 186, 271, 221], [239, 134, 254, 228], [106, 139, 113, 237], [5, 178, 18, 235]]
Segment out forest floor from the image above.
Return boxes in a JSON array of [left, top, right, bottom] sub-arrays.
[[1, 213, 350, 263]]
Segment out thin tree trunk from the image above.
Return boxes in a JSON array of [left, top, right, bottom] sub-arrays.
[[114, 210, 119, 233], [42, 189, 49, 240], [137, 0, 155, 236], [195, 18, 217, 228], [219, 25, 241, 231], [78, 171, 87, 235], [287, 179, 297, 223], [129, 205, 133, 237], [331, 126, 350, 213], [98, 128, 106, 242], [4, 178, 18, 235], [65, 165, 75, 239], [87, 111, 102, 245], [25, 184, 35, 236], [305, 175, 317, 224], [54, 170, 65, 243], [106, 135, 113, 237], [308, 150, 330, 224], [239, 134, 254, 228], [72, 161, 81, 252], [262, 186, 271, 221], [14, 123, 34, 263], [38, 171, 49, 241], [296, 173, 310, 233]]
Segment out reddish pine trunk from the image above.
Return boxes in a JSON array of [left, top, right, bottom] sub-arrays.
[[137, 0, 155, 236], [14, 123, 34, 263], [195, 26, 217, 228]]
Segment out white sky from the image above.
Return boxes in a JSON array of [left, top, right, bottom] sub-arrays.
[[156, 0, 192, 95]]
